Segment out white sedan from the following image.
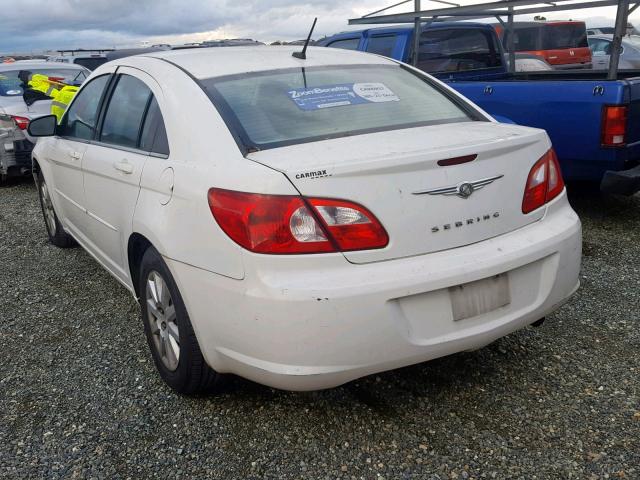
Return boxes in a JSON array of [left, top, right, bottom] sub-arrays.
[[28, 46, 581, 394]]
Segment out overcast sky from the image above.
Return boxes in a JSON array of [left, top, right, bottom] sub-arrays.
[[0, 0, 636, 54]]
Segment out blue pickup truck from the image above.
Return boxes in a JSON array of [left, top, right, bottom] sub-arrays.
[[318, 23, 640, 195]]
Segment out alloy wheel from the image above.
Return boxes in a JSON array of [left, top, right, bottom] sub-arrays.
[[40, 178, 57, 236], [145, 270, 180, 371]]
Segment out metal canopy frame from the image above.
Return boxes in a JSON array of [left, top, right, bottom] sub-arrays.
[[349, 0, 639, 79]]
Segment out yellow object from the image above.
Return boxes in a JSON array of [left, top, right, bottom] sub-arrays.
[[28, 73, 60, 97], [51, 85, 79, 122]]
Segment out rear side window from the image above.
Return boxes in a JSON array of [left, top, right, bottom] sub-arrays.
[[100, 74, 152, 149], [418, 29, 502, 73], [327, 38, 360, 50], [589, 38, 612, 55], [205, 64, 480, 151], [61, 74, 110, 140], [139, 97, 170, 156], [366, 35, 397, 57]]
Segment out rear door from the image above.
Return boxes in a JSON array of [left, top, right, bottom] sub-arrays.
[[81, 68, 159, 283], [47, 72, 112, 236]]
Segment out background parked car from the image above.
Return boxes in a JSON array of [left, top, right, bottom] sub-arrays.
[[0, 62, 89, 183], [588, 35, 640, 70], [494, 21, 592, 69]]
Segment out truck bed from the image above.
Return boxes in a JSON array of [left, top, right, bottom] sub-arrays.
[[449, 73, 640, 183]]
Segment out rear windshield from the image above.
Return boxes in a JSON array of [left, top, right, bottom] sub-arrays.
[[0, 68, 86, 96], [544, 24, 588, 49], [203, 64, 481, 151], [74, 57, 107, 71], [504, 24, 588, 51]]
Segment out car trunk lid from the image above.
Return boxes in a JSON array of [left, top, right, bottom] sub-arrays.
[[247, 121, 550, 264]]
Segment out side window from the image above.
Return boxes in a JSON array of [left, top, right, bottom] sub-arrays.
[[61, 74, 110, 141], [366, 35, 397, 57], [590, 39, 611, 55], [139, 97, 170, 156], [327, 38, 360, 50], [100, 74, 152, 149]]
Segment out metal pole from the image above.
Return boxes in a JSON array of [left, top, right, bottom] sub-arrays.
[[413, 0, 421, 66], [609, 0, 630, 80], [507, 6, 516, 74]]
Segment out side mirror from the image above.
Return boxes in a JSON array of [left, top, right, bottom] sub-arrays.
[[27, 114, 58, 137]]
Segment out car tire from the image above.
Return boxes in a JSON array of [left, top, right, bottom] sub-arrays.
[[36, 171, 76, 248], [139, 247, 226, 395]]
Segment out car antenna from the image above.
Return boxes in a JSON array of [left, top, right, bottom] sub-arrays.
[[292, 17, 317, 60]]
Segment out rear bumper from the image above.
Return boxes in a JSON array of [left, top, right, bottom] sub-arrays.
[[600, 165, 640, 196], [168, 195, 582, 391], [0, 128, 34, 176]]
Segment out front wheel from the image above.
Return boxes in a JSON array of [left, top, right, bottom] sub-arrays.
[[139, 247, 225, 394], [36, 171, 75, 248]]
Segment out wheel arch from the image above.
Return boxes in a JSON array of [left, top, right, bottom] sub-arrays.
[[127, 232, 155, 298]]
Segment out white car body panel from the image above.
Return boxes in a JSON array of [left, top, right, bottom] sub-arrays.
[[32, 46, 582, 390]]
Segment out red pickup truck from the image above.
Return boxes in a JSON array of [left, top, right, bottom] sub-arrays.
[[494, 21, 592, 69]]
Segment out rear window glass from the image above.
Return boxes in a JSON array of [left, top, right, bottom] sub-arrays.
[[418, 29, 502, 73], [544, 24, 588, 49], [204, 64, 480, 151], [504, 24, 588, 50], [0, 68, 86, 96], [74, 57, 107, 71]]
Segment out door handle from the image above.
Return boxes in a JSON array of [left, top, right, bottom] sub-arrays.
[[113, 159, 134, 174], [69, 151, 81, 160]]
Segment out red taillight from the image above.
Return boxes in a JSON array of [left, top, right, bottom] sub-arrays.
[[522, 149, 565, 214], [208, 189, 388, 254], [12, 116, 29, 130], [602, 105, 628, 147]]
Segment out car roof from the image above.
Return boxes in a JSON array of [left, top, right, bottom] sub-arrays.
[[138, 45, 396, 79], [0, 61, 88, 72]]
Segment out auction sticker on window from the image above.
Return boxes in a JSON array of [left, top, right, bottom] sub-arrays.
[[287, 83, 399, 111]]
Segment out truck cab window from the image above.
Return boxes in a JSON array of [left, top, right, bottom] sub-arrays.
[[366, 35, 398, 57], [418, 29, 501, 73], [327, 38, 360, 50]]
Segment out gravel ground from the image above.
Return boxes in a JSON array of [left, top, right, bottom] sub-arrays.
[[0, 180, 638, 480]]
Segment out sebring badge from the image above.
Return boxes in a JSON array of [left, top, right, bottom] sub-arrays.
[[412, 174, 504, 199]]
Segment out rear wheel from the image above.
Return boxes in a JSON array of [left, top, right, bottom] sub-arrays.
[[36, 171, 75, 248], [139, 247, 225, 394]]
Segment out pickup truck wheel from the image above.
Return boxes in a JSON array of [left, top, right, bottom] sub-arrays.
[[139, 247, 226, 395], [36, 171, 75, 248]]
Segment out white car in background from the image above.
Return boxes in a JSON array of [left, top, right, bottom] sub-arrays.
[[0, 62, 89, 183], [28, 46, 581, 394]]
